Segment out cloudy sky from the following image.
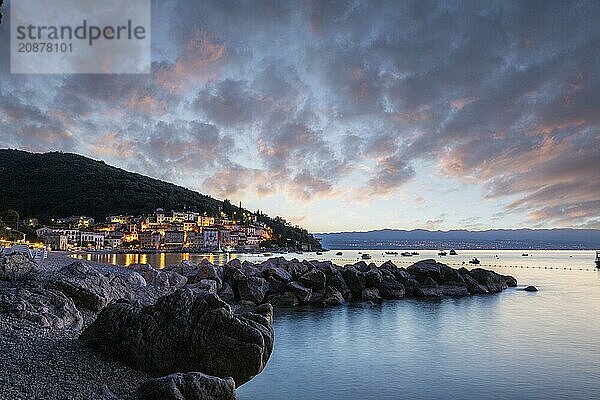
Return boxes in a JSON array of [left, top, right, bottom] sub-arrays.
[[1, 0, 599, 232]]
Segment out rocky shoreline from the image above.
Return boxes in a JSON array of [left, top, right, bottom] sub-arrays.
[[0, 252, 518, 400]]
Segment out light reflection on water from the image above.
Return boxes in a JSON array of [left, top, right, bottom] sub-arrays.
[[74, 249, 599, 271], [73, 250, 600, 399]]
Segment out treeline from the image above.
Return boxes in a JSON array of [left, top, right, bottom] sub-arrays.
[[0, 149, 322, 249]]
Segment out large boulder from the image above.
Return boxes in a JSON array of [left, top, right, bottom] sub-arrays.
[[164, 261, 201, 280], [237, 276, 269, 304], [323, 286, 344, 306], [261, 265, 292, 283], [0, 254, 39, 281], [188, 279, 219, 296], [502, 274, 518, 287], [287, 281, 312, 303], [363, 265, 382, 288], [194, 260, 224, 288], [361, 287, 382, 302], [128, 264, 187, 292], [0, 285, 83, 330], [459, 270, 489, 294], [137, 372, 236, 400], [298, 269, 326, 291], [268, 291, 299, 308], [326, 270, 351, 300], [468, 268, 509, 293], [46, 261, 146, 311], [439, 285, 470, 297], [341, 266, 366, 298], [407, 259, 453, 285], [376, 271, 405, 299], [218, 282, 235, 302], [80, 290, 274, 386]]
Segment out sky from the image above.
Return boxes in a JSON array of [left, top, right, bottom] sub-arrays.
[[1, 0, 599, 233]]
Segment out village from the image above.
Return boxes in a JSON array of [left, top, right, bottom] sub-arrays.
[[34, 209, 274, 252]]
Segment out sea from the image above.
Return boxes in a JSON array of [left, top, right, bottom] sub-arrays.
[[73, 250, 600, 399]]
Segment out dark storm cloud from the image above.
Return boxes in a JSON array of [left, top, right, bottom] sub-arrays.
[[1, 0, 600, 226]]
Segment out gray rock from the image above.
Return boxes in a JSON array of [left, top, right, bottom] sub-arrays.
[[241, 264, 262, 278], [341, 266, 366, 298], [407, 259, 452, 285], [188, 279, 219, 295], [194, 261, 224, 288], [46, 261, 147, 311], [414, 286, 444, 298], [237, 276, 269, 304], [439, 285, 470, 297], [0, 285, 83, 330], [268, 291, 299, 308], [137, 372, 236, 400], [363, 266, 382, 288], [80, 289, 274, 386], [376, 271, 405, 299], [308, 289, 325, 304], [502, 274, 518, 287], [262, 265, 292, 283], [460, 272, 489, 294], [287, 281, 312, 303], [326, 271, 351, 300], [323, 286, 344, 306], [128, 264, 187, 291], [298, 269, 326, 291], [361, 287, 382, 302], [468, 268, 509, 293], [164, 261, 201, 280], [0, 254, 39, 281], [265, 276, 288, 296], [218, 282, 235, 302]]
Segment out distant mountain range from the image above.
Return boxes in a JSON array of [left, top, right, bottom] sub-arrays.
[[316, 228, 600, 250]]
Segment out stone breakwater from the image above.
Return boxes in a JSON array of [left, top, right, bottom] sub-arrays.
[[161, 256, 518, 308], [0, 253, 517, 400]]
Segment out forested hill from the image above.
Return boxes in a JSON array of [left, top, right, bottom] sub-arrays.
[[0, 149, 321, 249]]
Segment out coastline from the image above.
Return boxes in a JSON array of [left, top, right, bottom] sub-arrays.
[[1, 250, 519, 399]]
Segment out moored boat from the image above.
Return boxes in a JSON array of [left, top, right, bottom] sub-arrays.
[[595, 251, 600, 268], [361, 253, 372, 260], [438, 250, 447, 256], [469, 257, 480, 265], [411, 251, 419, 255], [401, 252, 412, 257], [449, 249, 457, 255], [336, 251, 343, 256], [385, 251, 398, 255]]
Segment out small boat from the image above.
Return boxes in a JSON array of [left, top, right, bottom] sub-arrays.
[[595, 251, 600, 268], [385, 251, 398, 255], [263, 253, 273, 257], [401, 252, 413, 257], [522, 253, 529, 257], [449, 249, 457, 255], [469, 257, 480, 265], [438, 250, 447, 256], [361, 253, 372, 260], [316, 252, 323, 255], [411, 251, 419, 255], [336, 251, 343, 256], [296, 251, 303, 254]]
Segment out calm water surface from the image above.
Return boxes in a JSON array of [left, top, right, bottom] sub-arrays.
[[75, 250, 600, 399]]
